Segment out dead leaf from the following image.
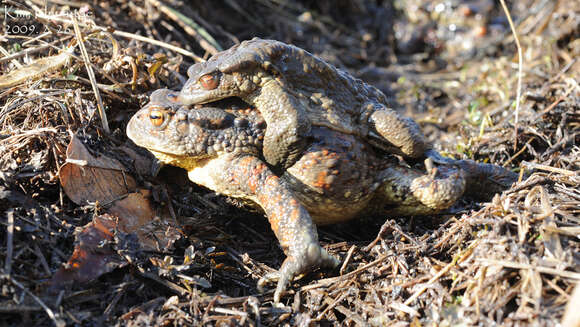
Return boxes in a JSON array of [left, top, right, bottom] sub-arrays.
[[50, 214, 125, 288], [108, 189, 182, 251], [118, 144, 154, 177], [51, 189, 182, 288], [59, 134, 137, 205]]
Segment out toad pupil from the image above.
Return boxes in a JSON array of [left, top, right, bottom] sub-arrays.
[[200, 74, 219, 90], [149, 110, 164, 126]]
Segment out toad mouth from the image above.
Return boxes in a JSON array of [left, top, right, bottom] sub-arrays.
[[191, 96, 254, 113]]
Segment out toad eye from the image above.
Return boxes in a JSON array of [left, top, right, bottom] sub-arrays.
[[199, 74, 219, 90], [149, 109, 165, 127]]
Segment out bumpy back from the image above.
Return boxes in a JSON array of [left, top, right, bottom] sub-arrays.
[[193, 38, 390, 117]]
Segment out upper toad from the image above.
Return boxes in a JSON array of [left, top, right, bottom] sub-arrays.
[[178, 38, 428, 169]]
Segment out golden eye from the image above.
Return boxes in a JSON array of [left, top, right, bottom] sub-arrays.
[[199, 74, 219, 90], [149, 109, 164, 127]]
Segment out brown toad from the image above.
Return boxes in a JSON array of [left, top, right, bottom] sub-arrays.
[[178, 38, 428, 169], [127, 89, 516, 303]]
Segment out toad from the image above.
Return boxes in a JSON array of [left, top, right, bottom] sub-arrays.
[[127, 89, 516, 303], [178, 38, 428, 169]]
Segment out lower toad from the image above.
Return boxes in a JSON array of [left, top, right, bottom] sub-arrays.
[[127, 89, 516, 303]]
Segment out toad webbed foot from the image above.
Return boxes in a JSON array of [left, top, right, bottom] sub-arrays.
[[257, 243, 339, 303]]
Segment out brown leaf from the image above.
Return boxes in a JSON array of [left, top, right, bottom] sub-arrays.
[[59, 134, 137, 205], [51, 190, 182, 288], [50, 214, 125, 288], [118, 144, 155, 177], [108, 189, 182, 252]]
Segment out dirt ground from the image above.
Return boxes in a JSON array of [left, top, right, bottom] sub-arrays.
[[0, 0, 578, 326]]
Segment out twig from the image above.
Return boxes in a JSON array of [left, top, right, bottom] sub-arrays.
[[499, 0, 523, 151], [0, 45, 23, 68], [0, 305, 43, 313], [72, 17, 110, 133], [8, 277, 65, 327], [533, 81, 578, 121], [147, 0, 222, 54], [390, 301, 419, 317], [301, 254, 390, 290], [226, 247, 264, 278], [562, 284, 580, 327], [339, 245, 356, 276], [544, 278, 571, 300], [364, 219, 419, 252], [112, 30, 204, 62], [503, 137, 535, 167], [0, 127, 59, 143], [478, 259, 580, 280], [4, 209, 14, 275], [0, 47, 74, 89], [24, 6, 203, 62], [33, 242, 51, 276], [104, 282, 132, 317], [211, 307, 248, 318], [333, 304, 367, 326], [404, 240, 480, 305], [521, 161, 577, 176], [236, 222, 269, 242], [136, 267, 190, 295], [315, 292, 348, 321]]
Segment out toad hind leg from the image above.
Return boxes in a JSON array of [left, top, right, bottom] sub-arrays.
[[224, 155, 339, 303], [453, 159, 518, 199], [376, 163, 467, 216]]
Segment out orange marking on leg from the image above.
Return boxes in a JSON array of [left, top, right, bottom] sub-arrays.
[[290, 208, 301, 223], [247, 175, 258, 193], [265, 175, 280, 187], [268, 214, 281, 235], [314, 171, 330, 190]]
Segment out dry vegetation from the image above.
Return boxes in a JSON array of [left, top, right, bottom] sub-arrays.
[[0, 0, 578, 326]]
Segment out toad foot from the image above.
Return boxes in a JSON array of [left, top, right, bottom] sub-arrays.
[[257, 243, 339, 303]]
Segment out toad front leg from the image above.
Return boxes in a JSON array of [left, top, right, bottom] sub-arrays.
[[208, 155, 339, 303], [248, 81, 312, 170], [365, 104, 428, 159]]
